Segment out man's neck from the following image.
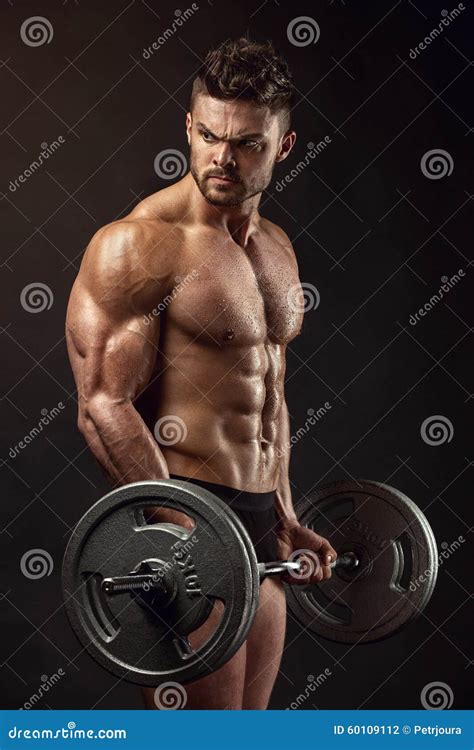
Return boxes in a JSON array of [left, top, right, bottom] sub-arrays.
[[185, 173, 261, 248]]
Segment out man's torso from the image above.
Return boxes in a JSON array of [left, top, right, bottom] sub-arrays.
[[127, 186, 303, 492]]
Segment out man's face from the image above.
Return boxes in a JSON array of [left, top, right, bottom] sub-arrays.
[[187, 94, 292, 207]]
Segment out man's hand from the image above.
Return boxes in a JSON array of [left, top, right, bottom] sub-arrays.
[[275, 519, 337, 585]]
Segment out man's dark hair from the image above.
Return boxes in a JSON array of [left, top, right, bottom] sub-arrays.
[[190, 37, 295, 132]]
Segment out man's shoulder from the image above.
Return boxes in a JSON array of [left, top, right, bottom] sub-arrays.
[[129, 181, 187, 224], [259, 217, 296, 257], [78, 213, 179, 304], [92, 211, 176, 253], [91, 180, 186, 255]]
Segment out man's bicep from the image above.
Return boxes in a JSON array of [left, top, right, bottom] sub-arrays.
[[66, 228, 163, 411], [67, 278, 160, 411]]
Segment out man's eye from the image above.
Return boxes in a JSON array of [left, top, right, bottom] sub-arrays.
[[202, 131, 214, 142], [241, 140, 259, 148]]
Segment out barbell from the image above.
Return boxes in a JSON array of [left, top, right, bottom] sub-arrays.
[[62, 478, 438, 686]]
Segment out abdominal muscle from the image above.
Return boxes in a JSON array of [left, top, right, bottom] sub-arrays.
[[144, 339, 285, 493]]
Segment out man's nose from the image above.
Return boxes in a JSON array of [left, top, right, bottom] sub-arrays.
[[212, 142, 236, 168]]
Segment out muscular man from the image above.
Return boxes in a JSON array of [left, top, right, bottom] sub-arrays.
[[66, 37, 336, 710]]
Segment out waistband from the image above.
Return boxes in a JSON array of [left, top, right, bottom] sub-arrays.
[[169, 473, 276, 512]]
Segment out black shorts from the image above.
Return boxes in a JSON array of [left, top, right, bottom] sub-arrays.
[[169, 474, 279, 563]]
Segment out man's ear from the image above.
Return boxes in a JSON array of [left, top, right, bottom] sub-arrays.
[[275, 130, 297, 163], [185, 112, 192, 145]]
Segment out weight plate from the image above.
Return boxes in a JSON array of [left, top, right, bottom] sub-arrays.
[[357, 479, 438, 623], [285, 480, 438, 644], [63, 479, 260, 685]]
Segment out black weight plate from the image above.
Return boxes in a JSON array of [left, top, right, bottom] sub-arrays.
[[286, 480, 438, 644], [357, 479, 438, 622], [63, 479, 260, 685]]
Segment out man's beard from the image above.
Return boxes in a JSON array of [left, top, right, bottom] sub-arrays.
[[190, 151, 273, 207]]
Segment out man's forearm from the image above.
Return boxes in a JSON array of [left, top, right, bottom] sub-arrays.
[[80, 400, 169, 486], [274, 402, 298, 527]]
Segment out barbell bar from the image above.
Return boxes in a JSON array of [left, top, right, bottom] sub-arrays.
[[101, 552, 360, 599]]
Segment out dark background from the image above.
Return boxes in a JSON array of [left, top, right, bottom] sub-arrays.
[[1, 0, 472, 710]]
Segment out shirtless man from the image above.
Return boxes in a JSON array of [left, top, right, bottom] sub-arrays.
[[66, 38, 336, 710]]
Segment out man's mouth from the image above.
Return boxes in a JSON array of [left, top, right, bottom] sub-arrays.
[[207, 174, 239, 184]]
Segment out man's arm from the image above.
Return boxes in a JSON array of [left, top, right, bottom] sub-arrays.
[[66, 219, 174, 487], [273, 400, 337, 582], [274, 400, 298, 527]]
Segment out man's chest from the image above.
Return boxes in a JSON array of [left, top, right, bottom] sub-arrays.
[[168, 235, 304, 347]]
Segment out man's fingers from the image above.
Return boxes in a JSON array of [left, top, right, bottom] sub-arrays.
[[304, 552, 325, 584], [321, 564, 332, 581], [310, 542, 335, 582], [308, 558, 331, 583], [318, 539, 338, 566], [286, 537, 337, 584], [298, 554, 320, 580]]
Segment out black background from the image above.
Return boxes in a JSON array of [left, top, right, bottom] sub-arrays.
[[1, 0, 472, 710]]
